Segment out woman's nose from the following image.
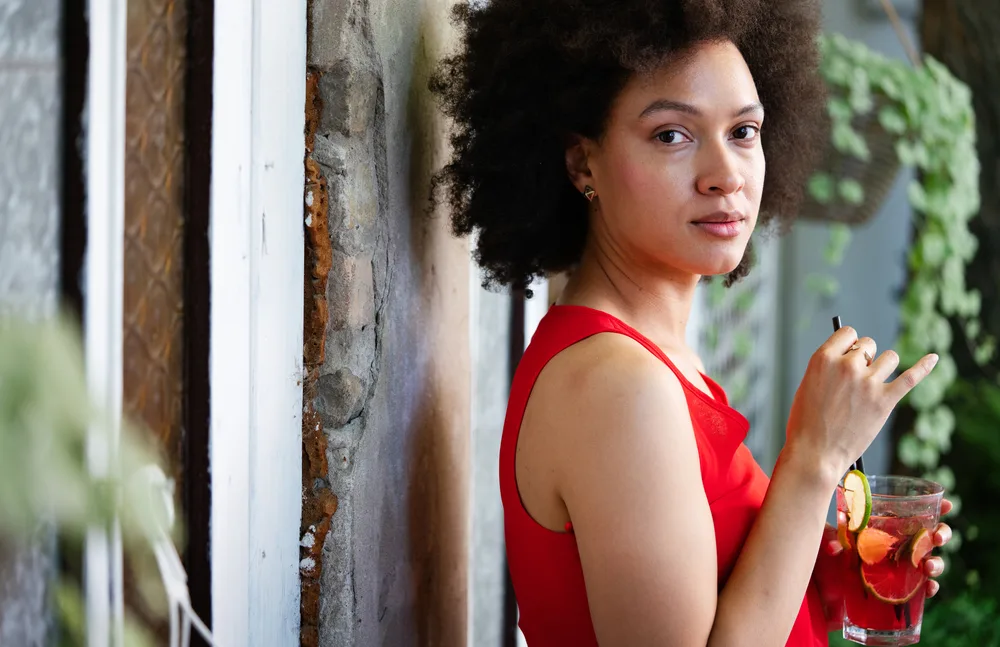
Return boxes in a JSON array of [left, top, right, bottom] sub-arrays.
[[695, 144, 744, 196]]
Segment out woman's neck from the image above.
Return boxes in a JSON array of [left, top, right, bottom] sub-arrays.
[[557, 238, 699, 351]]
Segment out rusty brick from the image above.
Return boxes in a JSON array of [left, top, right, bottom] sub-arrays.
[[305, 156, 331, 369], [302, 64, 334, 647], [301, 626, 319, 647], [305, 70, 322, 154], [302, 408, 328, 479]]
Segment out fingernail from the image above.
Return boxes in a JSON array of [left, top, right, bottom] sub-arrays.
[[929, 354, 940, 367]]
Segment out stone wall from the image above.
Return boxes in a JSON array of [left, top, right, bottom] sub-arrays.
[[302, 0, 472, 645], [0, 0, 62, 643]]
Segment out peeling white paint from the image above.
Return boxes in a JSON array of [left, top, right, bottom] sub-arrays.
[[305, 190, 314, 206], [211, 0, 306, 644], [300, 532, 315, 548], [300, 557, 316, 571], [305, 214, 313, 227]]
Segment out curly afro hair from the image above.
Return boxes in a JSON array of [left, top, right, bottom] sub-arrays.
[[430, 0, 825, 290]]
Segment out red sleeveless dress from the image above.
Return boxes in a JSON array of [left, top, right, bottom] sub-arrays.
[[500, 305, 828, 646]]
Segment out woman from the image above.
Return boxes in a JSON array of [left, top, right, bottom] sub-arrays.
[[431, 1, 952, 645]]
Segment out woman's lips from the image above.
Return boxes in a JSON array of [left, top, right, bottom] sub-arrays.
[[691, 218, 745, 238]]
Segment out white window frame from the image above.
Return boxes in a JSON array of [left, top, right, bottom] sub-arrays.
[[209, 0, 307, 645], [83, 0, 306, 643], [84, 0, 128, 644]]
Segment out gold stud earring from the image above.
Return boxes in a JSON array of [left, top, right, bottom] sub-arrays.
[[583, 185, 596, 202]]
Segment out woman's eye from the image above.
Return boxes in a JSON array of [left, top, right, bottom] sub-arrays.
[[733, 125, 760, 141], [656, 130, 687, 144]]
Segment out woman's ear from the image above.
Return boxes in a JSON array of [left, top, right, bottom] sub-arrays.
[[565, 134, 595, 194]]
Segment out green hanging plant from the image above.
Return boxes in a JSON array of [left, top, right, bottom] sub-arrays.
[[809, 33, 992, 527]]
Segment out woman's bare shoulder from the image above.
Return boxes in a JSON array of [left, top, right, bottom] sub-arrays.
[[528, 331, 691, 445]]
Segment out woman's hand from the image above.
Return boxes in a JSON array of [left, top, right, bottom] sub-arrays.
[[814, 499, 955, 629], [785, 327, 939, 486]]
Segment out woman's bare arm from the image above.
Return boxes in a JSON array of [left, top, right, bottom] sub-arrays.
[[539, 334, 829, 646]]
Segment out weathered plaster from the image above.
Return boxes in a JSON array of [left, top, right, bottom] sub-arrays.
[[304, 0, 470, 644]]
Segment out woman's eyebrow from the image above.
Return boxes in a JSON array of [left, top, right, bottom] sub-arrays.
[[638, 99, 765, 119]]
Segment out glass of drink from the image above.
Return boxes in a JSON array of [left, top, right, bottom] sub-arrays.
[[836, 474, 944, 646]]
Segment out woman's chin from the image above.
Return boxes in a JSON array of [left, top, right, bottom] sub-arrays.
[[693, 256, 744, 278]]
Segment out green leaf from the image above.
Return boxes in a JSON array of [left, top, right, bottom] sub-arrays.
[[704, 326, 720, 352], [735, 289, 755, 314], [734, 330, 753, 361], [827, 97, 853, 122], [838, 179, 865, 205], [941, 257, 967, 307], [896, 139, 916, 166], [898, 433, 923, 468], [708, 278, 727, 307], [808, 173, 835, 204], [915, 405, 956, 452], [823, 224, 852, 266], [917, 231, 947, 267], [923, 465, 956, 491], [975, 336, 997, 366], [961, 289, 982, 318], [908, 181, 929, 213], [832, 122, 870, 161], [878, 105, 908, 134], [919, 441, 940, 470], [965, 319, 982, 340], [805, 274, 840, 298]]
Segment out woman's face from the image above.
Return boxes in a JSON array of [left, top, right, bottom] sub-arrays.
[[572, 40, 765, 279]]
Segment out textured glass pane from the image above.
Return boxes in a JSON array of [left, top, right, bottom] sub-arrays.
[[122, 0, 187, 638], [122, 0, 187, 484]]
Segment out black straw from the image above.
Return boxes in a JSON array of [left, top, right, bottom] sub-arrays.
[[832, 316, 865, 473]]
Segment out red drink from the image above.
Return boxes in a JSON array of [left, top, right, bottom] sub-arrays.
[[836, 476, 943, 646]]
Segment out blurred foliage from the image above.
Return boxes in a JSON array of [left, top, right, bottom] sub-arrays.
[[812, 36, 991, 483], [0, 313, 171, 645], [810, 32, 1000, 642], [931, 380, 1000, 598]]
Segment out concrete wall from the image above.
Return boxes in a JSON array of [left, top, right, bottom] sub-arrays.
[[778, 0, 921, 480], [469, 272, 510, 647], [303, 0, 473, 645], [0, 0, 62, 642]]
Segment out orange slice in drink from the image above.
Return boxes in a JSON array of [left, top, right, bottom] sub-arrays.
[[837, 523, 854, 551], [856, 527, 898, 565], [861, 557, 926, 605]]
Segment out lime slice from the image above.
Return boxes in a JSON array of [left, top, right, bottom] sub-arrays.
[[843, 470, 872, 532], [907, 527, 933, 569]]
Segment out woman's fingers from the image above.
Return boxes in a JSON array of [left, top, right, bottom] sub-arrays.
[[941, 499, 954, 516], [822, 325, 859, 355], [887, 353, 939, 403], [869, 349, 901, 381], [933, 523, 952, 547], [847, 337, 877, 368], [924, 556, 946, 578], [926, 579, 940, 598]]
